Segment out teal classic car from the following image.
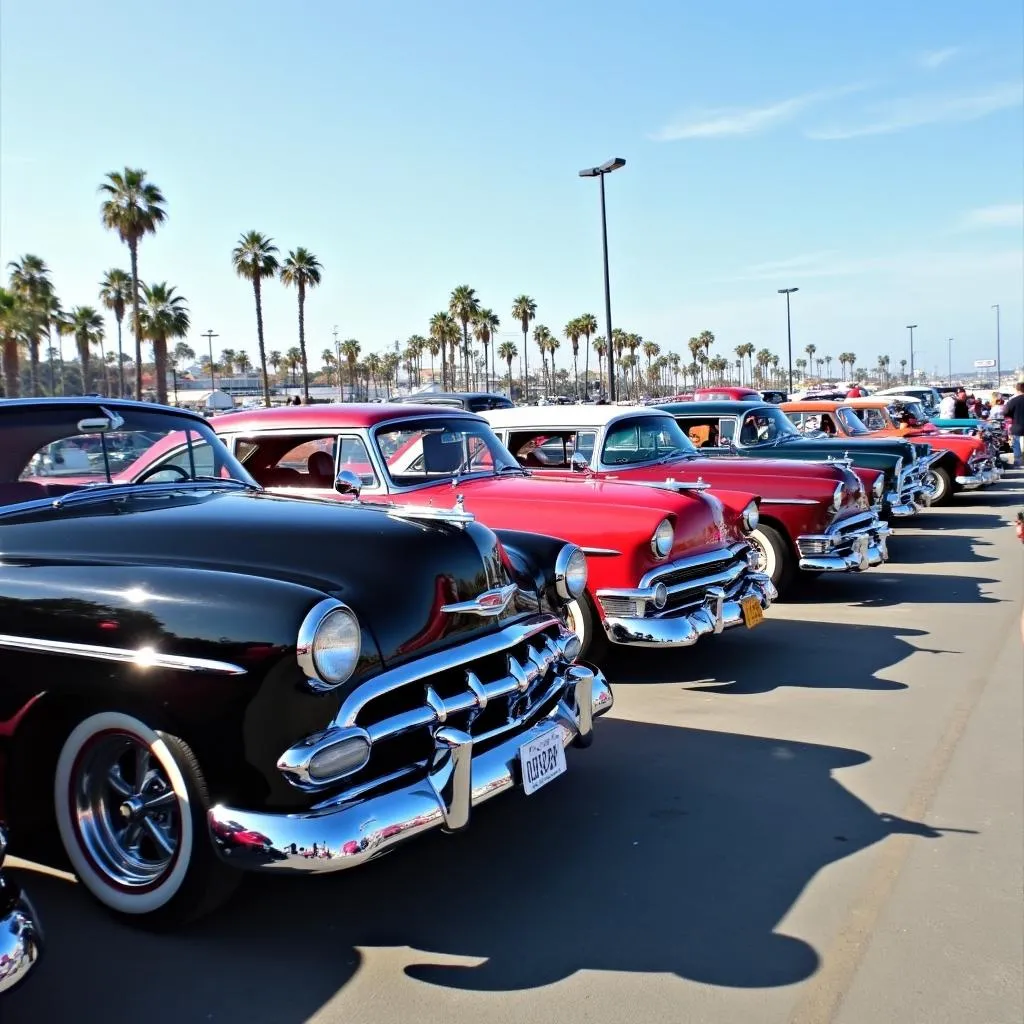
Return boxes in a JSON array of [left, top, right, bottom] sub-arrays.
[[655, 401, 931, 519]]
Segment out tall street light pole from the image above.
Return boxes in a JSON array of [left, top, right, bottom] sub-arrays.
[[778, 287, 798, 393], [906, 325, 917, 382], [991, 304, 1001, 386], [947, 338, 953, 385], [202, 330, 219, 391], [579, 157, 626, 402], [333, 325, 342, 402]]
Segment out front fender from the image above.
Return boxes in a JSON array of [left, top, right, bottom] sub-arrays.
[[493, 528, 575, 616]]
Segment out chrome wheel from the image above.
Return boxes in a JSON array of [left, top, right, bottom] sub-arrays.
[[70, 731, 181, 891], [748, 529, 776, 579]]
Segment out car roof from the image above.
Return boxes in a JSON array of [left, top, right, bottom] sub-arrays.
[[655, 400, 769, 415], [781, 400, 846, 411], [392, 391, 511, 402], [211, 403, 484, 431], [845, 397, 891, 407], [0, 396, 209, 426], [482, 404, 675, 429]]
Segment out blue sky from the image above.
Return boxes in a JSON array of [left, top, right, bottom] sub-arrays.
[[1, 0, 1022, 378]]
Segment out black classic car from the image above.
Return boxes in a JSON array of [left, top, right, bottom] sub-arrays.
[[0, 824, 42, 994], [0, 398, 611, 926], [655, 401, 931, 519]]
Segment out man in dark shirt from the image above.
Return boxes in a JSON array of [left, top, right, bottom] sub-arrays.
[[1003, 382, 1024, 468], [952, 388, 971, 419]]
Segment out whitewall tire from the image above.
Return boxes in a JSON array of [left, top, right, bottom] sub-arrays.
[[748, 524, 796, 596]]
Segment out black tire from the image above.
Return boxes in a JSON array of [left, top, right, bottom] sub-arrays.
[[54, 711, 239, 929], [565, 592, 609, 664], [748, 524, 796, 597], [925, 465, 954, 506]]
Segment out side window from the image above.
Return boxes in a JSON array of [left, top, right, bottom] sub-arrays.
[[337, 435, 378, 487], [575, 431, 596, 463], [717, 417, 737, 443], [149, 440, 218, 478], [239, 434, 338, 488], [507, 430, 575, 469], [820, 414, 837, 435]]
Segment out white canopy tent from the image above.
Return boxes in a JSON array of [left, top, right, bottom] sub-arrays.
[[174, 389, 235, 412]]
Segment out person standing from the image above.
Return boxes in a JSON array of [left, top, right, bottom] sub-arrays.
[[938, 391, 957, 418], [1002, 382, 1024, 468], [952, 388, 971, 418]]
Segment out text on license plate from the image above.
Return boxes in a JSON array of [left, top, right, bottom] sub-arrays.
[[519, 728, 567, 795], [741, 596, 764, 629]]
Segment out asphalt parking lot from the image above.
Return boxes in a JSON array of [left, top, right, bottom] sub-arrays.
[[7, 473, 1023, 1024]]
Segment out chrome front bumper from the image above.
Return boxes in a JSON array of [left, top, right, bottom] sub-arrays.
[[600, 571, 776, 647], [956, 463, 1001, 488], [208, 665, 611, 874], [796, 512, 891, 572], [0, 890, 43, 996]]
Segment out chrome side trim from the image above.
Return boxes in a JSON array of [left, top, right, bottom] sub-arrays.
[[581, 547, 622, 557], [760, 497, 820, 506], [0, 634, 246, 675], [599, 476, 710, 493]]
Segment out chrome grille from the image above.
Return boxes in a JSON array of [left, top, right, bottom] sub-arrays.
[[641, 543, 752, 614]]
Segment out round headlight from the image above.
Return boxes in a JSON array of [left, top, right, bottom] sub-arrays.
[[831, 482, 845, 511], [871, 474, 885, 500], [297, 599, 361, 692], [555, 544, 588, 599], [741, 501, 759, 534], [651, 518, 674, 559]]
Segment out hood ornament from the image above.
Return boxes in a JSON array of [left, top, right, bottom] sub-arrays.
[[441, 582, 519, 618]]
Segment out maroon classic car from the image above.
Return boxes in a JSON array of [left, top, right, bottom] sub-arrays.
[[122, 404, 776, 658], [481, 405, 891, 596]]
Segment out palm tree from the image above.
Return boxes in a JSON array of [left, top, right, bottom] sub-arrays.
[[429, 312, 459, 390], [285, 346, 302, 388], [592, 336, 608, 395], [269, 350, 282, 381], [687, 337, 703, 385], [449, 285, 480, 390], [577, 313, 597, 400], [472, 310, 499, 391], [899, 358, 908, 383], [7, 254, 54, 396], [511, 295, 536, 402], [279, 247, 323, 401], [220, 349, 237, 378], [339, 339, 361, 399], [69, 306, 104, 393], [232, 231, 279, 407], [769, 354, 780, 385], [98, 269, 133, 397], [139, 283, 189, 405], [642, 340, 661, 396], [498, 341, 518, 397], [546, 333, 561, 395], [824, 354, 833, 380], [755, 348, 772, 385], [532, 325, 552, 396], [98, 169, 166, 400], [426, 336, 440, 385], [735, 342, 755, 386], [172, 341, 195, 403], [407, 334, 428, 387], [320, 348, 336, 387], [698, 330, 715, 364], [804, 344, 817, 379], [796, 357, 807, 380], [235, 351, 252, 375], [564, 318, 582, 399], [839, 351, 857, 380], [0, 288, 25, 398]]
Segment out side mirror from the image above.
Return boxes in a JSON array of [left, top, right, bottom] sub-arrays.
[[334, 469, 363, 498], [570, 452, 589, 473]]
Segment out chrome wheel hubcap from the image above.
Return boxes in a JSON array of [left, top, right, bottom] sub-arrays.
[[749, 537, 769, 574], [71, 732, 181, 890]]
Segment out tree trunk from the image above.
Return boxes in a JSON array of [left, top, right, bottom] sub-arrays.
[[129, 241, 143, 400], [115, 315, 125, 397], [506, 360, 512, 397], [100, 338, 111, 397], [29, 333, 40, 397], [573, 347, 579, 400], [583, 335, 590, 400], [78, 338, 90, 393], [298, 281, 309, 401], [521, 328, 528, 403], [254, 277, 271, 408], [2, 340, 19, 397], [153, 333, 168, 405]]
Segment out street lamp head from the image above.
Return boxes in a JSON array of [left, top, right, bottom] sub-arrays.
[[777, 287, 799, 295], [578, 157, 626, 177], [906, 324, 918, 330]]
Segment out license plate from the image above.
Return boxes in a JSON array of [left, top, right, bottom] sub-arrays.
[[519, 728, 567, 795], [741, 596, 764, 629]]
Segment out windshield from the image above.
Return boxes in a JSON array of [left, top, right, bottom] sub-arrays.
[[836, 407, 870, 435], [738, 407, 802, 445], [373, 416, 522, 488], [5, 404, 254, 507], [601, 415, 697, 465]]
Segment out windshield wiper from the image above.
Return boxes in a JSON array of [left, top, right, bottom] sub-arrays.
[[494, 464, 528, 476], [653, 447, 693, 464]]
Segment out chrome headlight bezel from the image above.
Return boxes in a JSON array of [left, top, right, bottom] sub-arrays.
[[650, 518, 674, 559], [741, 501, 759, 534], [297, 598, 362, 693], [555, 544, 588, 599], [871, 474, 885, 501], [831, 482, 845, 511]]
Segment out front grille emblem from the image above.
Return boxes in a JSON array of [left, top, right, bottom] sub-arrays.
[[441, 583, 519, 618]]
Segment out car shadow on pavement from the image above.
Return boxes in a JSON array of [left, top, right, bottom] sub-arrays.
[[881, 531, 997, 565], [786, 570, 1002, 608], [6, 721, 975, 1017], [914, 511, 1016, 533], [606, 619, 937, 693]]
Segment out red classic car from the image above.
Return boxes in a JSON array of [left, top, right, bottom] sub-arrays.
[[480, 405, 891, 596], [119, 404, 776, 657]]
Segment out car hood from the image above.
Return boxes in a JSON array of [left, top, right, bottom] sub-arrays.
[[0, 487, 530, 666], [749, 436, 915, 468]]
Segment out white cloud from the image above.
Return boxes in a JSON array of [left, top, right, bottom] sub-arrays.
[[959, 203, 1024, 229], [918, 47, 960, 70], [807, 83, 1023, 139], [652, 85, 865, 141]]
